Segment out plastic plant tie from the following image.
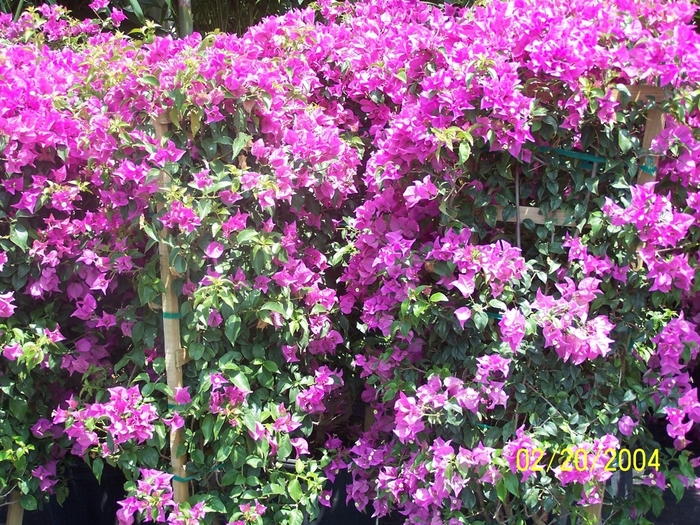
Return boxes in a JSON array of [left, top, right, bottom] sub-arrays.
[[535, 146, 606, 164], [163, 311, 182, 319], [172, 463, 225, 483]]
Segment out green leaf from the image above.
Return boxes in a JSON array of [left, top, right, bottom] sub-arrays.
[[261, 301, 286, 315], [289, 509, 304, 525], [216, 443, 232, 462], [10, 222, 28, 252], [504, 472, 520, 496], [231, 133, 252, 159], [429, 292, 449, 303], [288, 478, 303, 502], [458, 141, 471, 164], [245, 456, 263, 468], [669, 474, 685, 503], [222, 470, 238, 486], [9, 397, 27, 420], [484, 206, 497, 228], [131, 321, 145, 343], [618, 130, 633, 154], [207, 496, 227, 513], [189, 342, 205, 360], [20, 494, 37, 511], [202, 414, 214, 444], [277, 433, 292, 460], [92, 457, 104, 482], [496, 477, 508, 503], [231, 372, 250, 392], [263, 360, 278, 373], [139, 447, 159, 468], [394, 69, 407, 83], [473, 310, 488, 331], [189, 107, 202, 137], [236, 229, 258, 244], [225, 315, 241, 345], [142, 75, 160, 87], [127, 0, 146, 24], [201, 138, 217, 159]]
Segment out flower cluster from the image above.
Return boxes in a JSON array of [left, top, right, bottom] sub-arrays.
[[51, 386, 158, 456], [531, 278, 615, 364], [208, 373, 251, 424], [116, 469, 206, 525], [296, 366, 344, 414]]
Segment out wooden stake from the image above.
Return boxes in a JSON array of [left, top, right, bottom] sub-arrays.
[[581, 502, 602, 525], [611, 85, 668, 184], [153, 113, 189, 504], [579, 481, 603, 525], [6, 490, 24, 525]]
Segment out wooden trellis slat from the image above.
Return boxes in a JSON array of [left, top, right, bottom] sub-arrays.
[[153, 113, 190, 504], [495, 205, 574, 226]]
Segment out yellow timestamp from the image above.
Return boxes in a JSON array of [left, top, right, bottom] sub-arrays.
[[514, 447, 660, 473]]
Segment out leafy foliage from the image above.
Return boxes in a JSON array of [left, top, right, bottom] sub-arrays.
[[1, 1, 700, 524]]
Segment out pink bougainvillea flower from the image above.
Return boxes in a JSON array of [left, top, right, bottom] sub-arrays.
[[110, 7, 126, 25], [163, 412, 185, 429], [0, 292, 16, 317], [222, 210, 249, 233], [618, 415, 637, 436], [403, 175, 438, 207], [173, 386, 191, 405], [500, 308, 526, 352], [454, 307, 471, 329], [205, 241, 224, 259], [89, 0, 109, 10], [208, 309, 223, 327], [281, 344, 300, 363], [32, 462, 58, 492], [2, 343, 22, 361], [290, 437, 309, 456]]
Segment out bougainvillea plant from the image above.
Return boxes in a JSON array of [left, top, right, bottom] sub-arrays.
[[1, 0, 700, 523]]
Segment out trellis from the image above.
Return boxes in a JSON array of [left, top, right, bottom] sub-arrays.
[[495, 85, 667, 250]]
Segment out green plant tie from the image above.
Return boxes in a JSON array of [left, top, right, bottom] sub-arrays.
[[172, 463, 225, 483], [163, 312, 181, 319], [535, 146, 606, 164]]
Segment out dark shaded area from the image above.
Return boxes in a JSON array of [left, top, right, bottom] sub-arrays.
[[310, 469, 376, 525], [47, 459, 126, 525], [0, 458, 126, 525], [650, 484, 700, 525]]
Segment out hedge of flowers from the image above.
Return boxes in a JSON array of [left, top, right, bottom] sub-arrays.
[[1, 0, 700, 523]]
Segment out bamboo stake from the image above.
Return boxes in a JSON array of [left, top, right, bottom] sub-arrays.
[[581, 502, 602, 525], [6, 490, 24, 525], [579, 481, 603, 525], [153, 113, 189, 504]]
